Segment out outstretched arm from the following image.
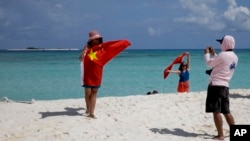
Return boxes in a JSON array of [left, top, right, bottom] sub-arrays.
[[167, 70, 181, 75]]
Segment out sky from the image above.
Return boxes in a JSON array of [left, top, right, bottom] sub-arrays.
[[0, 0, 250, 49]]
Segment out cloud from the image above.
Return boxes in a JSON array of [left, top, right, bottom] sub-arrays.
[[175, 0, 250, 31], [54, 3, 63, 9], [147, 27, 163, 36], [223, 0, 250, 30], [175, 0, 220, 30], [0, 0, 87, 40]]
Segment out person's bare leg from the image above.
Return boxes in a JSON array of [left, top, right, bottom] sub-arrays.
[[224, 113, 235, 125], [213, 112, 224, 140], [89, 88, 98, 118], [84, 88, 91, 114]]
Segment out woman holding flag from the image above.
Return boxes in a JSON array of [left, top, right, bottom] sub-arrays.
[[79, 31, 103, 118], [81, 30, 131, 118], [167, 52, 190, 93]]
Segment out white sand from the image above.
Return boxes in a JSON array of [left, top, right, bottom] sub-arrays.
[[0, 89, 250, 141]]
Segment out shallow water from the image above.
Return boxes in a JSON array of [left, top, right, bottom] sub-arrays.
[[0, 49, 249, 100]]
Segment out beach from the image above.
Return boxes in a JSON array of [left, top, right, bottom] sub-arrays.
[[0, 89, 249, 141]]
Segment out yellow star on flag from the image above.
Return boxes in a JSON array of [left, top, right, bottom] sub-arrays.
[[88, 49, 98, 61]]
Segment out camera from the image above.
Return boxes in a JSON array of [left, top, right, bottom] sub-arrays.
[[208, 47, 213, 52]]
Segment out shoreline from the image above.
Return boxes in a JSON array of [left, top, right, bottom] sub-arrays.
[[1, 88, 249, 102], [0, 89, 250, 141]]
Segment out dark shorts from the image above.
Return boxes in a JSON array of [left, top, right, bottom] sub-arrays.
[[82, 85, 100, 89], [206, 85, 230, 114]]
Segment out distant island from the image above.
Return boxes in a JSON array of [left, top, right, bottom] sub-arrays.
[[27, 47, 39, 50], [6, 47, 79, 51]]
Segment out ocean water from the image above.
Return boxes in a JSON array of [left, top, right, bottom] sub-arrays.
[[0, 49, 249, 101]]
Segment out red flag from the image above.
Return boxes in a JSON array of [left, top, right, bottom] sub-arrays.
[[84, 40, 131, 86], [163, 52, 186, 79]]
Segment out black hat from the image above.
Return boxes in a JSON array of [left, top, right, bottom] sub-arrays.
[[216, 36, 225, 44]]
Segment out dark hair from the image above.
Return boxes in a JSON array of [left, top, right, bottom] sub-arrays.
[[178, 61, 187, 71], [88, 38, 103, 47]]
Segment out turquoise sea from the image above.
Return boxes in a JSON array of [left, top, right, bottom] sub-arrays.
[[0, 49, 249, 101]]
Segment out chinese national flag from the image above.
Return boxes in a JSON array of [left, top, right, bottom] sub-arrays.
[[163, 52, 186, 79], [84, 40, 131, 86]]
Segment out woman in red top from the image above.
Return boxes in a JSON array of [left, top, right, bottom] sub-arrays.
[[79, 31, 103, 118]]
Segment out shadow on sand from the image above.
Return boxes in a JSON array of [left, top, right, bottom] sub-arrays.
[[229, 93, 250, 99], [39, 107, 85, 119], [150, 128, 213, 139]]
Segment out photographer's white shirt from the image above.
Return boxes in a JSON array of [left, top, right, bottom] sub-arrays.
[[204, 51, 238, 87]]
